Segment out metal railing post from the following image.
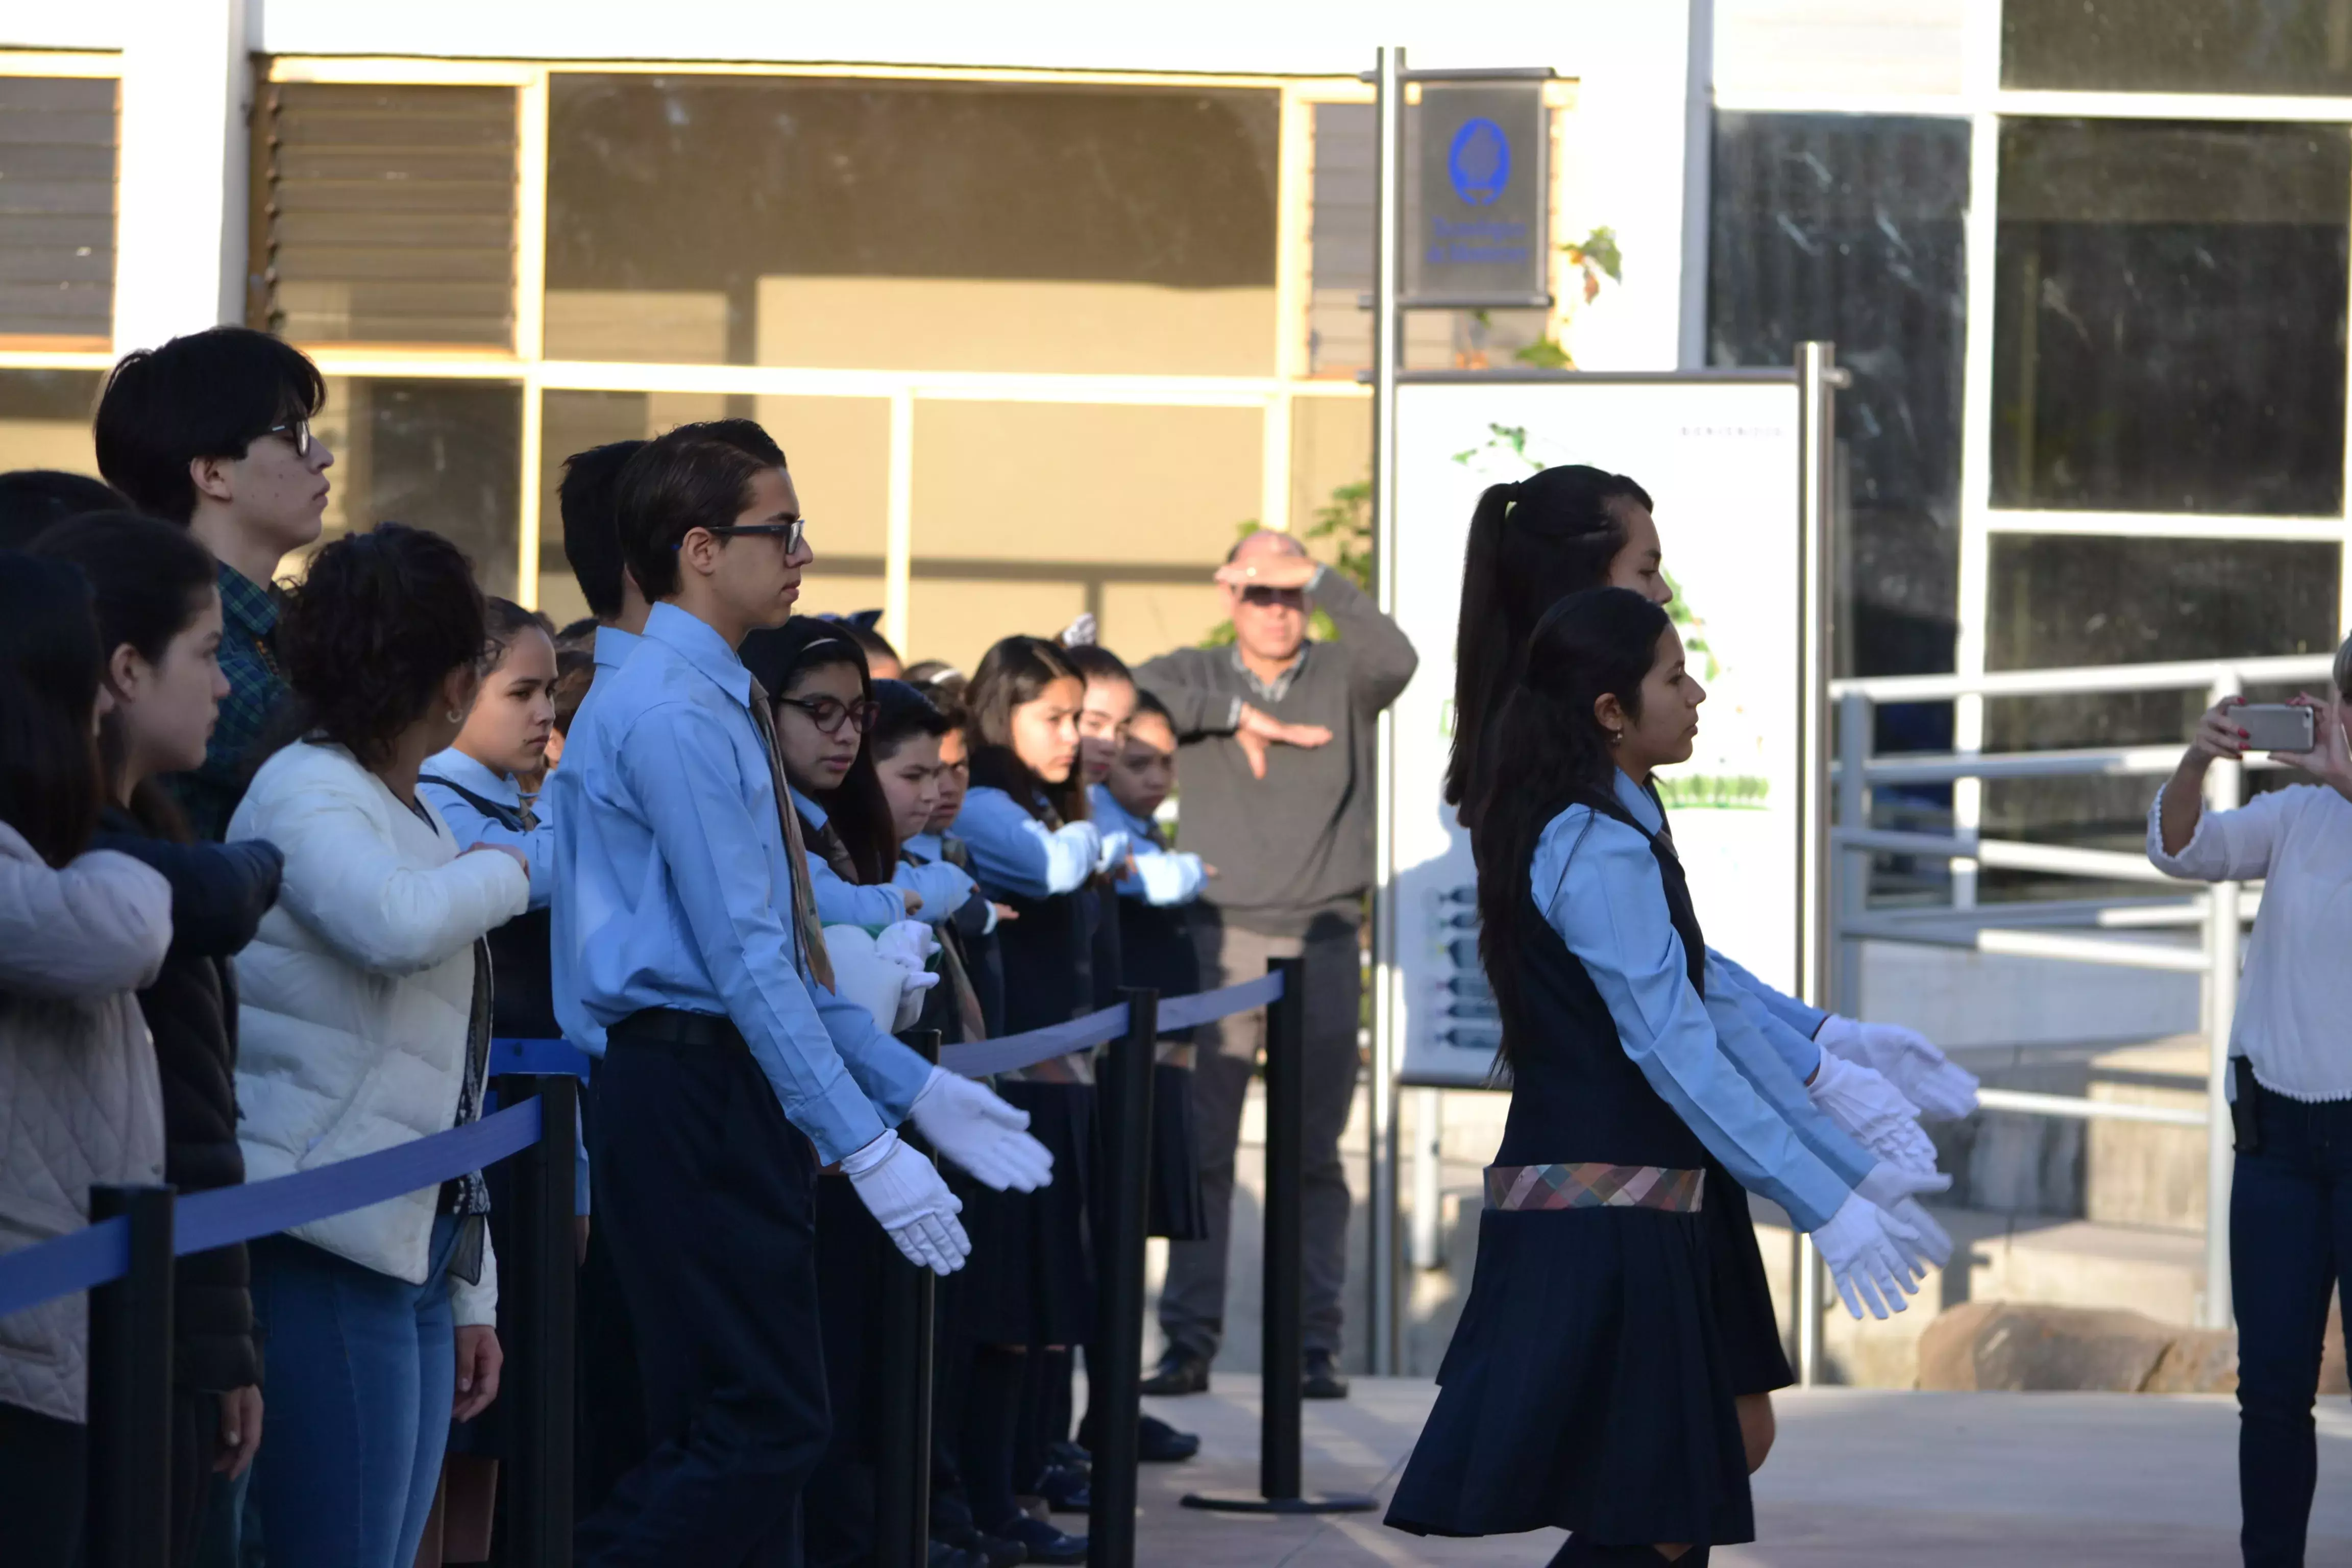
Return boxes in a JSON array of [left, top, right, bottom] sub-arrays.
[[85, 1183, 175, 1568], [1834, 691, 1872, 1020], [2201, 677, 2242, 1331], [494, 1073, 577, 1568], [1088, 998, 1156, 1568], [876, 1032, 941, 1568], [1408, 1086, 1443, 1271]]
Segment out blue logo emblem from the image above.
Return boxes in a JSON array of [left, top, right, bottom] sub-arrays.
[[1448, 117, 1510, 207]]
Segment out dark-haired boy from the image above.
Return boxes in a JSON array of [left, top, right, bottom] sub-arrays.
[[93, 327, 334, 839], [556, 424, 1051, 1564]]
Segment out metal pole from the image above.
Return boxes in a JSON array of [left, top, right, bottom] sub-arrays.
[[494, 1073, 577, 1568], [2201, 679, 2241, 1331], [1366, 40, 1406, 1380], [877, 1032, 941, 1568], [1180, 960, 1373, 1515], [1834, 691, 1872, 1020], [1408, 1086, 1443, 1270], [1088, 996, 1157, 1568], [85, 1183, 175, 1568], [1794, 340, 1843, 1387]]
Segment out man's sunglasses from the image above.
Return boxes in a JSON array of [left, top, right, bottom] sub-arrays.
[[1239, 584, 1304, 607], [683, 519, 808, 553], [776, 693, 878, 735], [263, 418, 312, 457]]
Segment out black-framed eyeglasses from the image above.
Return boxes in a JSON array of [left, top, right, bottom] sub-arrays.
[[263, 418, 312, 457], [776, 693, 878, 735], [693, 519, 806, 553]]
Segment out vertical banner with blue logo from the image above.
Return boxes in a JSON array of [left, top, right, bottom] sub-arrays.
[[1408, 84, 1549, 303]]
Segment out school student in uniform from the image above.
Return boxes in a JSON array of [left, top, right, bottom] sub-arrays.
[[34, 516, 279, 1567], [554, 425, 1050, 1566], [1387, 590, 1937, 1564], [949, 635, 1136, 1565], [1443, 463, 1975, 1453]]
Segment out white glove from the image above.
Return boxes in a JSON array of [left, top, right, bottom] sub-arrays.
[[1051, 820, 1104, 882], [1132, 849, 1208, 906], [1819, 1015, 1980, 1121], [910, 1068, 1056, 1192], [1810, 1192, 1922, 1321], [1808, 1048, 1940, 1177], [842, 1131, 970, 1276], [1857, 1163, 1955, 1272], [895, 861, 977, 926], [1059, 611, 1099, 648], [875, 920, 942, 989], [1093, 828, 1132, 877], [823, 925, 906, 1036]]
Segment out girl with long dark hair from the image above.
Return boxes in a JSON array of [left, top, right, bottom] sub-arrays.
[[1444, 466, 1970, 1461], [1387, 590, 1932, 1562], [949, 634, 1130, 1564], [0, 552, 174, 1568], [34, 514, 283, 1566]]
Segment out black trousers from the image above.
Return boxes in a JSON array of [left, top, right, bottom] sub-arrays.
[[0, 1400, 85, 1567], [578, 1065, 649, 1520], [574, 1013, 830, 1568]]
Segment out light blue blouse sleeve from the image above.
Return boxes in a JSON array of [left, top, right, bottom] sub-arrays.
[[1701, 955, 1875, 1189], [958, 787, 1096, 899], [805, 849, 911, 928], [421, 779, 556, 911], [1708, 946, 1830, 1042], [1535, 808, 1853, 1232]]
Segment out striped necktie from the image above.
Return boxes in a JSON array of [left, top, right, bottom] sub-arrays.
[[748, 679, 836, 992]]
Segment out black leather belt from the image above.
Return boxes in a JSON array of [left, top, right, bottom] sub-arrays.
[[609, 1008, 744, 1050]]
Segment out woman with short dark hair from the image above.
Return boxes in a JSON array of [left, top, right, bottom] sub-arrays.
[[227, 522, 532, 1568]]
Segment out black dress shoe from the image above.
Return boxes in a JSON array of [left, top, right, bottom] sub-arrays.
[[1139, 1349, 1210, 1396], [1303, 1349, 1349, 1400], [1137, 1412, 1200, 1463], [1035, 1463, 1091, 1513], [996, 1514, 1088, 1565], [935, 1524, 1027, 1568]]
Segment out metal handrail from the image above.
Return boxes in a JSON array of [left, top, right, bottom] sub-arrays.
[[1826, 650, 2285, 1332]]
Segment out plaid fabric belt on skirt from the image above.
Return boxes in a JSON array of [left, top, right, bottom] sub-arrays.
[[1484, 1161, 1707, 1213]]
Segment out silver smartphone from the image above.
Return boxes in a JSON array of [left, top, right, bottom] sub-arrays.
[[2235, 703, 2314, 752]]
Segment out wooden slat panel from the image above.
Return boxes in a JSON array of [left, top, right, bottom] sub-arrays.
[[264, 83, 518, 349]]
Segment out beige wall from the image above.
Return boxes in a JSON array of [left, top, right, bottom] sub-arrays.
[[756, 277, 1276, 377], [905, 575, 1089, 678], [0, 417, 97, 476], [545, 290, 730, 363], [912, 400, 1261, 562], [1289, 392, 1370, 539], [753, 394, 889, 558]]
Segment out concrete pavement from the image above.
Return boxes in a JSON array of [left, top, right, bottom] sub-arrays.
[[1107, 1377, 2352, 1564]]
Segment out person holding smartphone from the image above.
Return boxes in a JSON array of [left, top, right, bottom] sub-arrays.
[[2149, 653, 2352, 1568]]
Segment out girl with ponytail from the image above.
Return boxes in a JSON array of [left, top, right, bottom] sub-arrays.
[[1386, 590, 1937, 1563], [1443, 465, 1978, 1457]]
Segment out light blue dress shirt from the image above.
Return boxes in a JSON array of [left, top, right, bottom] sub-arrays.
[[1530, 769, 1853, 1231], [790, 788, 914, 928], [958, 786, 1104, 900], [1709, 947, 1830, 1058], [539, 623, 641, 1059], [1089, 786, 1207, 906], [550, 603, 932, 1164], [421, 747, 555, 909]]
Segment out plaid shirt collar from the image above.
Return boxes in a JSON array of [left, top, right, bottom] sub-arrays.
[[217, 561, 278, 642], [1229, 640, 1309, 704]]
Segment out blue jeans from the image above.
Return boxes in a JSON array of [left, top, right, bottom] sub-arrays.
[[2231, 1085, 2352, 1567], [247, 1215, 461, 1568]]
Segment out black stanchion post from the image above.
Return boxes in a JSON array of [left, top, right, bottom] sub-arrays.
[[496, 1073, 578, 1568], [1088, 989, 1158, 1568], [85, 1183, 175, 1568], [1181, 959, 1375, 1516], [874, 1030, 941, 1568]]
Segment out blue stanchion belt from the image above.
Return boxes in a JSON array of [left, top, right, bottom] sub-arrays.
[[0, 972, 1284, 1318]]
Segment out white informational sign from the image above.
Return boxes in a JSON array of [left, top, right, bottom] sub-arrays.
[[1389, 374, 1805, 1087]]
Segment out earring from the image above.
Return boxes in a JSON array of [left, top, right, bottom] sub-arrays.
[[447, 708, 463, 723], [1607, 730, 1624, 746]]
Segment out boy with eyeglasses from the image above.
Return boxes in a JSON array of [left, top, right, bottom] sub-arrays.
[[93, 327, 335, 840]]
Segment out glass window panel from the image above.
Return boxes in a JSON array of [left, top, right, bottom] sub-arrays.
[[0, 78, 115, 343], [0, 367, 101, 475], [545, 76, 1278, 373], [1307, 101, 1554, 377], [310, 377, 522, 598], [1709, 113, 1970, 692], [1992, 118, 2349, 517], [2004, 0, 2352, 94], [1979, 534, 2338, 892], [259, 84, 517, 348]]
